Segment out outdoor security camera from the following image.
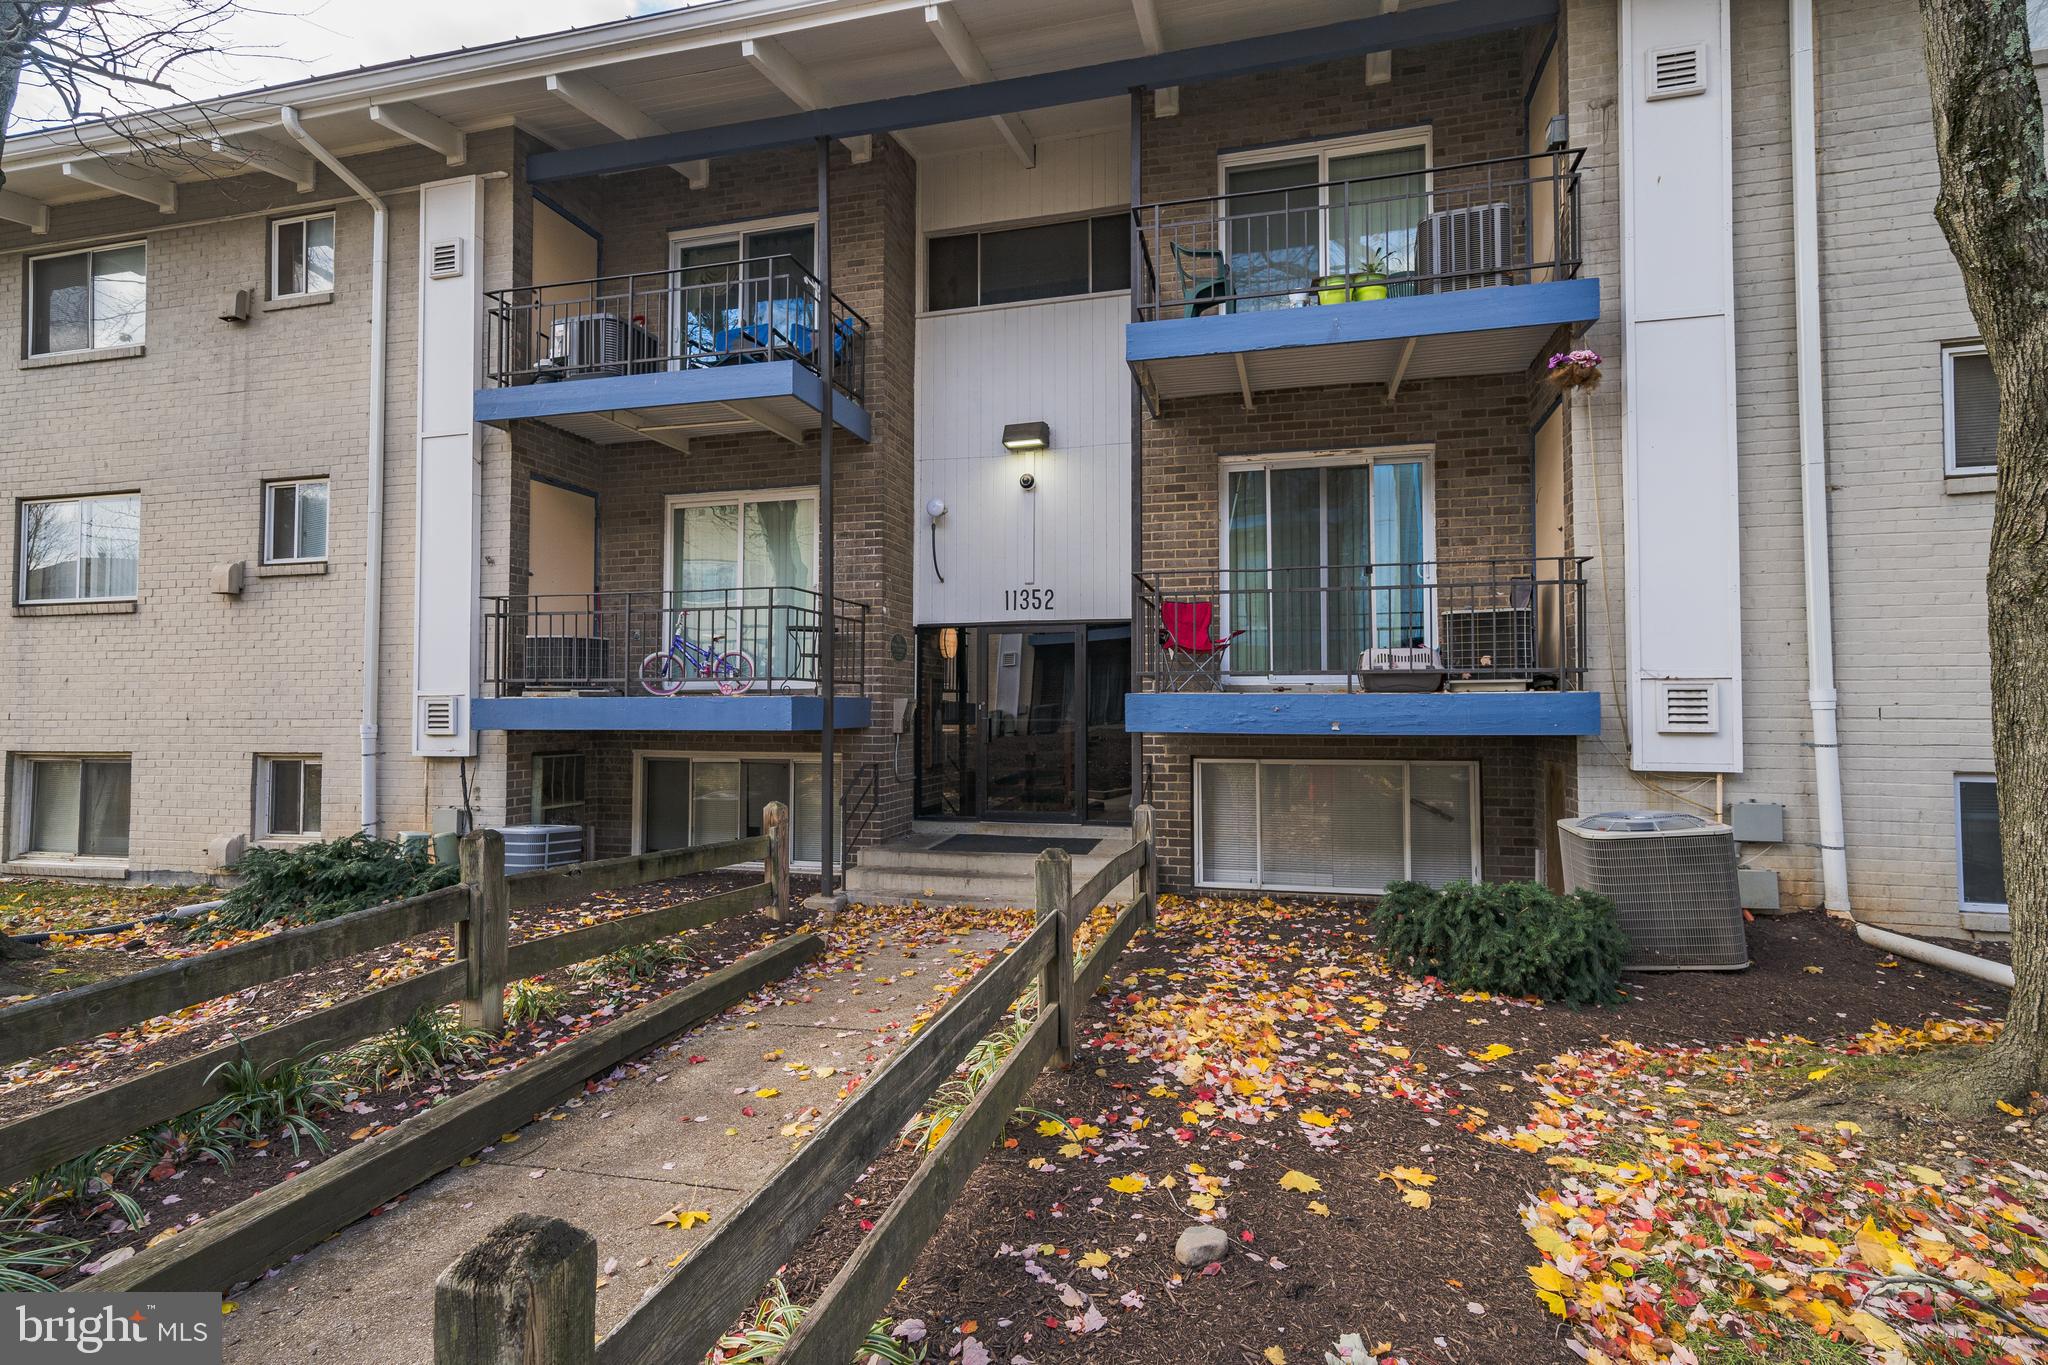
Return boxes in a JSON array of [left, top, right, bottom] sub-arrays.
[[1018, 471, 1036, 492]]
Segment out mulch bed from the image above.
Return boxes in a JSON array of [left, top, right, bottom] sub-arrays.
[[5, 870, 817, 1287], [768, 904, 2011, 1365]]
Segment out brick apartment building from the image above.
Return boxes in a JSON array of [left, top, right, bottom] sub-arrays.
[[0, 0, 2039, 940]]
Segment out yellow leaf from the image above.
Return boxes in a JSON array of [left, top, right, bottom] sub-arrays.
[[1307, 1200, 1330, 1216], [1187, 1192, 1216, 1211], [1904, 1164, 1945, 1184], [1300, 1109, 1336, 1128], [1078, 1250, 1110, 1269], [1996, 1099, 2025, 1117], [1108, 1174, 1148, 1194], [653, 1206, 712, 1230], [1036, 1119, 1066, 1137], [1536, 1289, 1567, 1317], [1073, 1122, 1103, 1138], [1400, 1187, 1431, 1210], [1471, 1043, 1515, 1063], [755, 1087, 780, 1098], [1382, 1045, 1411, 1060], [220, 1302, 237, 1316], [1787, 1235, 1840, 1263], [1527, 1264, 1567, 1294], [1834, 1120, 1862, 1136], [1855, 1218, 1915, 1275], [1387, 1167, 1437, 1187], [1279, 1169, 1324, 1195], [925, 1115, 953, 1150], [1059, 1141, 1085, 1158], [1845, 1310, 1907, 1353], [1265, 1348, 1287, 1365], [1807, 1067, 1835, 1081], [1803, 965, 1824, 975]]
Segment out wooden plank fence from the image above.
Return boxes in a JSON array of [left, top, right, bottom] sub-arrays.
[[3, 808, 809, 1290], [432, 805, 1160, 1365]]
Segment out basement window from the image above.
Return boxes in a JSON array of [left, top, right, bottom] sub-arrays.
[[258, 756, 323, 839], [1195, 758, 1477, 894], [1957, 775, 2006, 913]]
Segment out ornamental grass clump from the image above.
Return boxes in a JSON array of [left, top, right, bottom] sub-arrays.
[[1370, 880, 1627, 1006]]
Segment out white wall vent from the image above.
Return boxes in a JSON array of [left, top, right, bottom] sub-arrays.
[[428, 237, 465, 279], [421, 694, 460, 738], [1656, 680, 1720, 734], [1646, 43, 1708, 100]]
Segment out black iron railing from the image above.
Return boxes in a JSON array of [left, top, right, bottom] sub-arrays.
[[1132, 150, 1584, 321], [1134, 557, 1589, 692], [482, 588, 868, 697], [483, 253, 871, 406]]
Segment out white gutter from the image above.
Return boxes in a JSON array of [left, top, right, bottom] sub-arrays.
[[1788, 0, 1849, 914], [282, 106, 388, 838], [1789, 3, 2008, 993]]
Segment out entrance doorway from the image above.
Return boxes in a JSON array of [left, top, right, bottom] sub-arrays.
[[914, 623, 1130, 824]]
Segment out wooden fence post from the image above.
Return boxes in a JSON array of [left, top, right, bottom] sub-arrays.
[[762, 800, 792, 923], [1131, 803, 1158, 929], [434, 1213, 596, 1365], [459, 829, 508, 1035], [1035, 847, 1074, 1065]]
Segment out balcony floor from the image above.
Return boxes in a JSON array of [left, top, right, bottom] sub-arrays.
[[474, 359, 872, 447], [1127, 278, 1600, 404], [471, 694, 872, 732], [1125, 689, 1600, 737]]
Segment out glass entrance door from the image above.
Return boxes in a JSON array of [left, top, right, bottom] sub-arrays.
[[915, 624, 1129, 823]]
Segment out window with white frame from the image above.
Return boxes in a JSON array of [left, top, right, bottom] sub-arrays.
[[2031, 0, 2046, 53], [926, 213, 1132, 312], [1943, 343, 1999, 474], [1957, 775, 2006, 913], [264, 478, 330, 563], [1219, 130, 1431, 311], [667, 489, 819, 681], [28, 243, 146, 355], [272, 213, 336, 298], [638, 754, 837, 866], [1221, 451, 1432, 676], [258, 756, 322, 838], [1196, 758, 1477, 894], [18, 494, 140, 603], [16, 756, 131, 859]]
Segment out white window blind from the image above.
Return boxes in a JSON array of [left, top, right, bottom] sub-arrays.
[[1195, 758, 1476, 894], [1946, 347, 1999, 473], [1198, 761, 1260, 885]]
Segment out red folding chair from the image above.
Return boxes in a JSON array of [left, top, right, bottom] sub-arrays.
[[1157, 600, 1245, 691]]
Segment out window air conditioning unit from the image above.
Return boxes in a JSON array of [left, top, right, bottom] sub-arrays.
[[421, 695, 460, 738], [498, 823, 584, 872], [1557, 811, 1748, 970], [541, 312, 662, 379]]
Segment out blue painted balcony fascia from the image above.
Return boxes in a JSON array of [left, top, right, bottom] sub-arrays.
[[1125, 277, 1601, 366], [471, 694, 873, 733], [473, 358, 873, 443], [1124, 690, 1600, 737]]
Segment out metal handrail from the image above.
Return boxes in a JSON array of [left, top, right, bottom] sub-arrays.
[[483, 252, 871, 404], [1133, 557, 1590, 692], [1131, 148, 1585, 321], [481, 587, 869, 697]]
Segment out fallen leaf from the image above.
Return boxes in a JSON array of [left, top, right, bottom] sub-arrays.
[[1279, 1169, 1324, 1194]]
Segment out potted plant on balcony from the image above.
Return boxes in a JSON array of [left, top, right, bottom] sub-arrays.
[[1349, 247, 1391, 302]]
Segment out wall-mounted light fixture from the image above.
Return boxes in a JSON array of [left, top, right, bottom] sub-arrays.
[[937, 626, 959, 660], [925, 497, 948, 584], [1001, 421, 1051, 451]]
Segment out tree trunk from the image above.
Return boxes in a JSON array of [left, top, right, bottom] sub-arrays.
[[1917, 0, 2048, 1106]]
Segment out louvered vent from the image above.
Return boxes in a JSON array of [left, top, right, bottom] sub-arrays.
[[428, 237, 464, 280], [421, 695, 459, 738], [1646, 43, 1708, 100], [1656, 681, 1719, 734]]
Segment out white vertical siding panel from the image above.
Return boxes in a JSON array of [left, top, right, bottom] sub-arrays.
[[919, 127, 1130, 233]]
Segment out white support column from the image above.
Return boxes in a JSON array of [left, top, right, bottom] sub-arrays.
[[1618, 0, 1742, 773], [412, 176, 486, 758]]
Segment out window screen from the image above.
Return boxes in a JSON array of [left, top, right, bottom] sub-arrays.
[[1959, 778, 2006, 909], [1198, 761, 1260, 885], [1948, 348, 1999, 472], [690, 761, 741, 844], [1196, 759, 1474, 893]]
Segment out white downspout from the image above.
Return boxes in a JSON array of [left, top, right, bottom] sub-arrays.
[[282, 106, 387, 838], [1788, 5, 2009, 991], [1788, 0, 1850, 913]]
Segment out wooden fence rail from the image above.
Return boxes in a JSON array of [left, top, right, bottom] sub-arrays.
[[434, 805, 1160, 1365], [7, 813, 795, 1264]]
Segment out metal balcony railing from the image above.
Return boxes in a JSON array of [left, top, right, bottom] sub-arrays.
[[1134, 558, 1590, 692], [483, 253, 871, 406], [1132, 150, 1584, 321], [482, 588, 869, 698]]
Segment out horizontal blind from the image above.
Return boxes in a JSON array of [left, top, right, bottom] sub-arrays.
[[1408, 763, 1476, 887], [1951, 350, 1999, 470], [1197, 761, 1259, 885]]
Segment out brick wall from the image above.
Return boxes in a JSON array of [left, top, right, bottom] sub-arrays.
[[0, 131, 518, 878]]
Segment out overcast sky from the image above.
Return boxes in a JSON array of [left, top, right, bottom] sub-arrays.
[[10, 0, 699, 127]]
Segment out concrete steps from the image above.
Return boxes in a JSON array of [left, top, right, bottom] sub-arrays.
[[845, 825, 1138, 907]]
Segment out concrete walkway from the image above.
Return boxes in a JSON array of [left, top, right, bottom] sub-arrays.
[[222, 915, 1014, 1363]]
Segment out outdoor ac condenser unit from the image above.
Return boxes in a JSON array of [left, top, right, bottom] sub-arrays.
[[1556, 811, 1749, 971], [1419, 203, 1512, 290], [499, 824, 585, 873]]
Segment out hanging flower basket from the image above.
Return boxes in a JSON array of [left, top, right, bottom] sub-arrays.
[[1546, 348, 1603, 392]]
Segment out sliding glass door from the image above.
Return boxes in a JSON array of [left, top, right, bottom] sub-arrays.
[[667, 491, 818, 682], [1220, 134, 1431, 309], [1223, 453, 1430, 678]]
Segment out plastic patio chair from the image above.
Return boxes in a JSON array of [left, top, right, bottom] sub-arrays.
[[1157, 600, 1245, 691], [1169, 243, 1231, 317]]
